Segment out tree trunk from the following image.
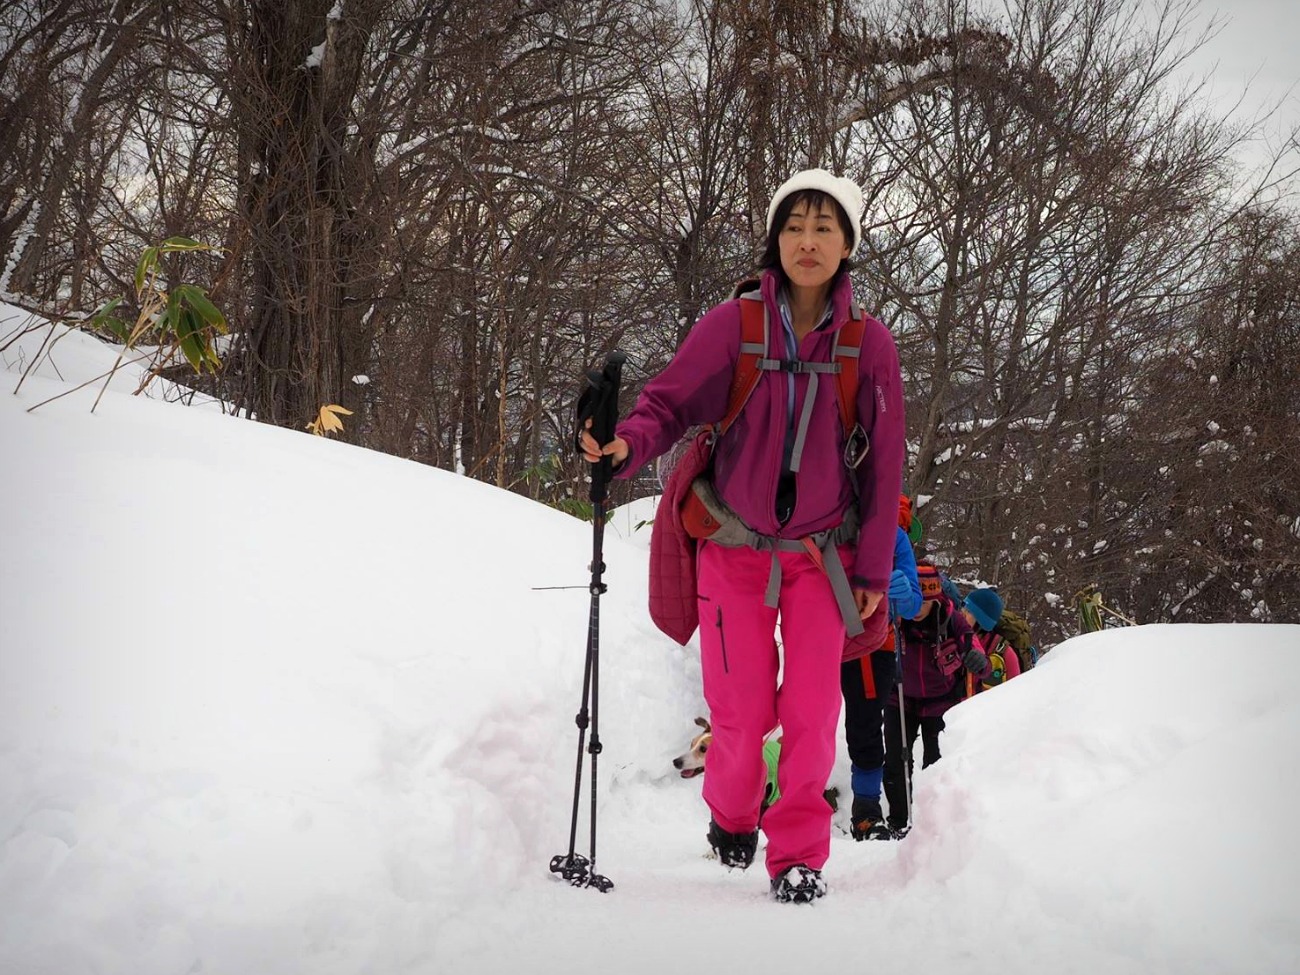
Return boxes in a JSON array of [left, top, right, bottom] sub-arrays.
[[230, 0, 375, 430]]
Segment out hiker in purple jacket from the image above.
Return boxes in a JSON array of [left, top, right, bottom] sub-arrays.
[[882, 561, 990, 836], [579, 169, 906, 903]]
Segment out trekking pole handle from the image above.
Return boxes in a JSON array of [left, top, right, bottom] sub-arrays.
[[587, 351, 626, 447], [580, 351, 626, 503]]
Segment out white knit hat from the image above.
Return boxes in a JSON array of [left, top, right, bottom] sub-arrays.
[[766, 168, 864, 256]]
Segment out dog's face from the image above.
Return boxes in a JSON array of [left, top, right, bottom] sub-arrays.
[[671, 717, 711, 778]]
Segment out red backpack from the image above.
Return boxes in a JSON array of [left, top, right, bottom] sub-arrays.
[[648, 290, 888, 657]]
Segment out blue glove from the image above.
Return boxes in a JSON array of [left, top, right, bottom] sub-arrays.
[[888, 569, 912, 602]]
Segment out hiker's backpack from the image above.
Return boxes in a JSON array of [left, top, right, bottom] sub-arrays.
[[648, 288, 883, 654], [678, 291, 867, 541], [996, 608, 1036, 672]]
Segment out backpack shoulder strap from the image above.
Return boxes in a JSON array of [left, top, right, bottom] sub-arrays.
[[938, 603, 969, 651], [718, 293, 769, 436], [832, 307, 866, 434]]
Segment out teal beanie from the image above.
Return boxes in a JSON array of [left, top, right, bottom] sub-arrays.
[[964, 588, 1004, 632]]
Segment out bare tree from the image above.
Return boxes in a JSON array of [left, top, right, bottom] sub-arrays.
[[4, 0, 1294, 635], [1, 0, 162, 301]]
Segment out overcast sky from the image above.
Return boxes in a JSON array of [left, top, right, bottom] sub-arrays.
[[1164, 0, 1299, 172]]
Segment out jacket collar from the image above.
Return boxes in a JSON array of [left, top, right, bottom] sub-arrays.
[[760, 267, 855, 332]]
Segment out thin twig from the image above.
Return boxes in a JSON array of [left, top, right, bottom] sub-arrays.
[[1097, 603, 1138, 626], [26, 351, 157, 413], [11, 315, 88, 395], [0, 314, 50, 355], [11, 320, 61, 396]]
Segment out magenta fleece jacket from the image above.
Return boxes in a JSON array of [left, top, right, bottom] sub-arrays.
[[615, 269, 906, 592]]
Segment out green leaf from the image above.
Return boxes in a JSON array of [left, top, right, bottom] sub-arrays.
[[135, 247, 158, 295], [174, 284, 226, 329], [102, 318, 131, 342], [174, 306, 196, 342], [184, 286, 226, 331], [88, 297, 130, 343], [91, 296, 124, 321], [179, 331, 205, 372], [161, 290, 181, 339], [161, 236, 203, 250], [181, 310, 222, 372]]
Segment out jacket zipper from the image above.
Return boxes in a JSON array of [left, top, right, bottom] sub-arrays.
[[771, 295, 842, 537]]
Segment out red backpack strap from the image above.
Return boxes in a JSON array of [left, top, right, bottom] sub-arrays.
[[832, 305, 866, 434], [725, 295, 864, 436], [718, 294, 769, 436]]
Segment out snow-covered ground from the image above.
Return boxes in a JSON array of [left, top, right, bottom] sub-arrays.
[[2, 304, 1298, 975]]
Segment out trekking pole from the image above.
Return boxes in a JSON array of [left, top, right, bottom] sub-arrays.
[[892, 618, 912, 834], [549, 350, 625, 893]]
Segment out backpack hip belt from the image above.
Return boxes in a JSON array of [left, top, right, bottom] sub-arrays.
[[688, 475, 863, 636]]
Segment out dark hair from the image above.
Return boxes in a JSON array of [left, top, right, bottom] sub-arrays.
[[759, 189, 854, 279]]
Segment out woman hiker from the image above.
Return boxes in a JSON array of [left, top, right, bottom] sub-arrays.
[[580, 169, 905, 902]]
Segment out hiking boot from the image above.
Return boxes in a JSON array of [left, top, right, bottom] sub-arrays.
[[849, 797, 891, 842], [707, 818, 758, 870], [770, 864, 827, 904], [888, 820, 911, 840]]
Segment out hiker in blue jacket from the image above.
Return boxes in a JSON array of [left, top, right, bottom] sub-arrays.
[[840, 495, 921, 840]]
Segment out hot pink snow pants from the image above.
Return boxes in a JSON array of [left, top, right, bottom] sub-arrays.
[[697, 539, 849, 878]]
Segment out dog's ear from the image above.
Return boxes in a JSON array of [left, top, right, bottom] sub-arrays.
[[695, 716, 710, 731]]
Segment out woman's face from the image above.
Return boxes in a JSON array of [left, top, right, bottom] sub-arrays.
[[778, 199, 851, 292]]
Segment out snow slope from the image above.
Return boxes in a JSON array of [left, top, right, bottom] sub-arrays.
[[2, 305, 1297, 975]]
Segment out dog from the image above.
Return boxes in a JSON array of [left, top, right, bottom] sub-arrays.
[[672, 717, 840, 812], [672, 717, 713, 779], [672, 716, 783, 808]]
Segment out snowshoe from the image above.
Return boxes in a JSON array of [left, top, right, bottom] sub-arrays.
[[849, 797, 892, 841], [770, 864, 826, 904], [707, 818, 758, 870], [888, 821, 911, 840]]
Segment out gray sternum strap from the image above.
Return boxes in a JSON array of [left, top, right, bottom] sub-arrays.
[[758, 358, 842, 473]]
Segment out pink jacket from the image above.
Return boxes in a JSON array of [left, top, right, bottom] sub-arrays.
[[617, 269, 906, 592], [982, 632, 1023, 686]]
